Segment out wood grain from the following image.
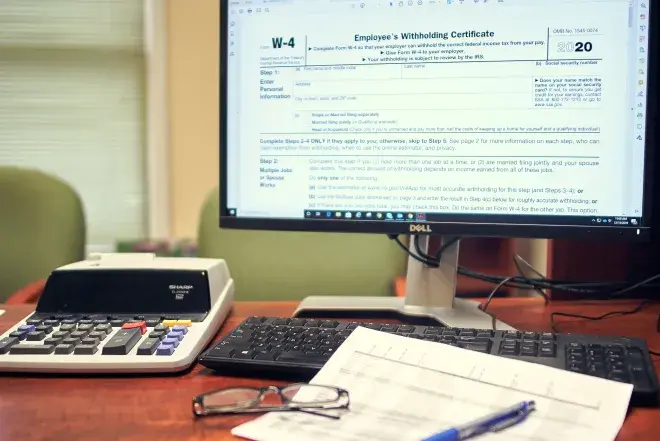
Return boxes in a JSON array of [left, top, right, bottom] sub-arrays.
[[0, 300, 659, 441]]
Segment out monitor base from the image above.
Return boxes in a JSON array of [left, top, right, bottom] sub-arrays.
[[293, 296, 515, 330], [294, 235, 516, 331]]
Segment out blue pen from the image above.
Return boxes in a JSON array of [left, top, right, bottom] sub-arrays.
[[421, 401, 536, 441]]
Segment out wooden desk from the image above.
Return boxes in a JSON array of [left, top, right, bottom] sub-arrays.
[[1, 300, 660, 441]]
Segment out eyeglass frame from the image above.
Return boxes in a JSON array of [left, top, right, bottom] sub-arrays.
[[192, 383, 351, 418]]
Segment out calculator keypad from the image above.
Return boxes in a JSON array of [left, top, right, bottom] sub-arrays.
[[2, 316, 194, 357]]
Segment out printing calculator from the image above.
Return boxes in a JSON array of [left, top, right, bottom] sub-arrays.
[[0, 253, 235, 373]]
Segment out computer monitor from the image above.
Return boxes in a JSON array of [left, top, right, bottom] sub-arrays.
[[220, 0, 655, 329]]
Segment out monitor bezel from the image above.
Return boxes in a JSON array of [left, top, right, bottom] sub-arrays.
[[219, 0, 656, 241]]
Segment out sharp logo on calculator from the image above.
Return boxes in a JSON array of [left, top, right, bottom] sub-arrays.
[[169, 284, 194, 300]]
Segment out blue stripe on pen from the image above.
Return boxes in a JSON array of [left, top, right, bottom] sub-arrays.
[[421, 428, 460, 441]]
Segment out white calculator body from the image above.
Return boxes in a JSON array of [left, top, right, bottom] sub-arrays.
[[0, 253, 234, 373]]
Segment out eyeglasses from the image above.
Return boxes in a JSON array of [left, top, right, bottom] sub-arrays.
[[192, 383, 350, 419]]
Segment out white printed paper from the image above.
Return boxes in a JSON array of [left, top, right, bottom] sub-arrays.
[[233, 327, 633, 441]]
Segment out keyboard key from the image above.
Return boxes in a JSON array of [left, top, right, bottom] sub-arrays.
[[59, 324, 77, 332], [460, 342, 490, 353], [43, 319, 60, 326], [503, 331, 519, 339], [540, 333, 555, 341], [110, 319, 126, 327], [10, 344, 55, 354], [77, 324, 94, 332], [320, 320, 339, 328], [171, 326, 189, 335], [149, 331, 168, 340], [156, 344, 176, 356], [632, 369, 651, 389], [0, 337, 19, 354], [499, 348, 519, 356], [539, 346, 556, 357], [520, 347, 538, 356], [277, 350, 329, 365], [145, 318, 161, 327], [168, 331, 184, 341], [78, 319, 93, 325], [162, 337, 180, 348], [208, 345, 235, 358], [162, 319, 178, 327], [122, 321, 147, 335], [522, 332, 538, 340], [35, 325, 53, 334], [55, 344, 75, 354], [254, 351, 277, 360], [153, 325, 169, 333], [398, 325, 415, 333], [137, 338, 161, 355], [9, 331, 27, 341], [102, 328, 142, 355], [175, 319, 192, 327], [61, 319, 77, 325], [26, 331, 46, 341], [70, 331, 88, 339], [62, 337, 82, 346], [245, 316, 266, 324], [568, 353, 584, 363], [26, 318, 42, 326], [229, 349, 254, 359], [51, 331, 70, 339], [94, 324, 113, 334], [74, 344, 98, 355], [82, 337, 100, 346], [88, 331, 108, 341], [44, 337, 63, 346], [18, 324, 36, 333]]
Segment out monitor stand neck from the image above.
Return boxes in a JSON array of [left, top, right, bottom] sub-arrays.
[[294, 235, 515, 330]]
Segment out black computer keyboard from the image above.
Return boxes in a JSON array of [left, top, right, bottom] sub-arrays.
[[198, 316, 660, 406]]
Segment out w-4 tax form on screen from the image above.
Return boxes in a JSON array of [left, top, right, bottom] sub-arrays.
[[227, 0, 648, 225], [233, 327, 632, 441]]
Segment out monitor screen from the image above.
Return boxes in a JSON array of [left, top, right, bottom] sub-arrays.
[[221, 0, 655, 239]]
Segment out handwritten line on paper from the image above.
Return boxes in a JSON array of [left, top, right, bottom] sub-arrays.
[[232, 327, 633, 441]]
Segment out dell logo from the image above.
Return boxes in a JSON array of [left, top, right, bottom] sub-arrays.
[[409, 224, 432, 233]]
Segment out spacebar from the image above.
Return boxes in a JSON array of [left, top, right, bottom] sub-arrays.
[[276, 351, 330, 365]]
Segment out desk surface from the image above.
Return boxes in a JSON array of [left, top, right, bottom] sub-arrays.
[[1, 299, 659, 441]]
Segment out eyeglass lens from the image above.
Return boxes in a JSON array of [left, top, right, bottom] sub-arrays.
[[281, 384, 341, 404], [203, 384, 341, 409], [203, 387, 261, 409]]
